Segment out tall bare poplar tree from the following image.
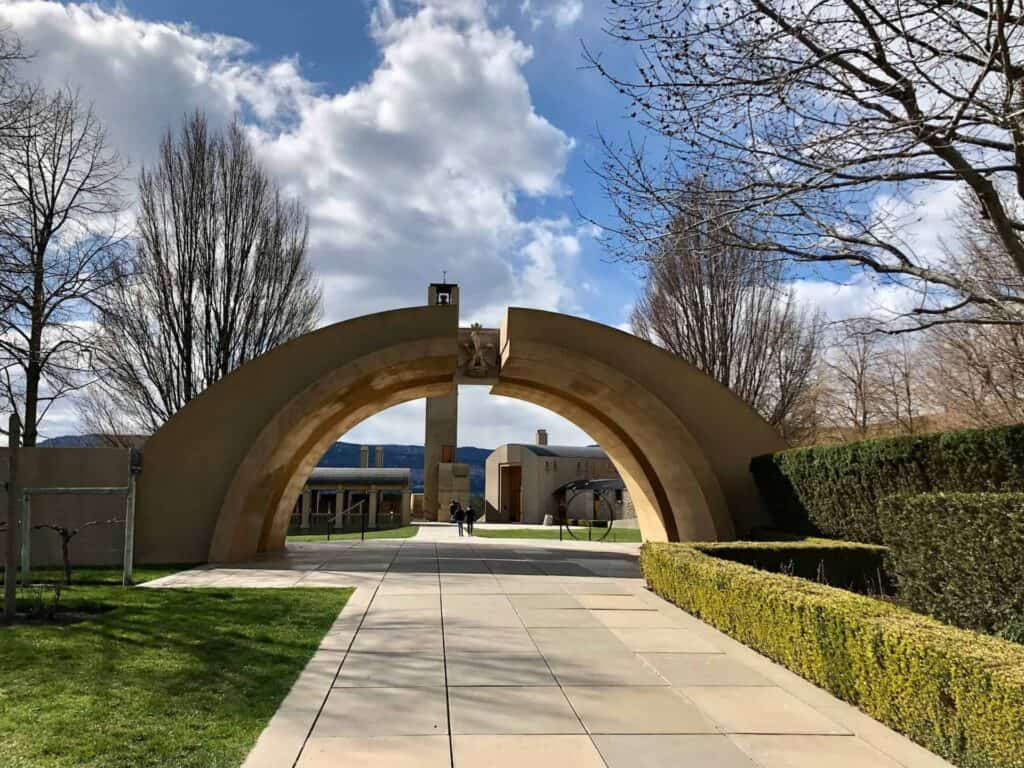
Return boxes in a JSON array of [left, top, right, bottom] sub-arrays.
[[631, 180, 822, 440], [86, 113, 321, 434], [0, 88, 127, 445]]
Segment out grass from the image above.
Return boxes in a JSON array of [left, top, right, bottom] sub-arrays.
[[0, 567, 351, 768], [472, 526, 643, 543], [287, 525, 420, 542]]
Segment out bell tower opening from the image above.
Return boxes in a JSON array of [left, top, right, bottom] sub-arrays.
[[428, 280, 458, 307]]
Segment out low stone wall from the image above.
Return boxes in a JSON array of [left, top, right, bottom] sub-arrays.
[[0, 447, 132, 568]]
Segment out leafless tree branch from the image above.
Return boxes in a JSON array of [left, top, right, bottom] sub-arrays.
[[589, 0, 1024, 330]]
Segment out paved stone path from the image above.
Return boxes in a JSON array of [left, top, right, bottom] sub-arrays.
[[147, 527, 952, 768]]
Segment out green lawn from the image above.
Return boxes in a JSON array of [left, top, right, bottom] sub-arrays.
[[0, 568, 351, 768], [473, 526, 643, 543], [287, 525, 420, 542]]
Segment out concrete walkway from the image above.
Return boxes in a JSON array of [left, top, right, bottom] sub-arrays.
[[147, 528, 953, 768]]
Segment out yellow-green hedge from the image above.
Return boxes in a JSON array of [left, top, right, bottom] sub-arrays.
[[642, 542, 1024, 768]]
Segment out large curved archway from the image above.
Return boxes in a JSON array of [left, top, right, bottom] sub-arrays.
[[134, 305, 784, 564]]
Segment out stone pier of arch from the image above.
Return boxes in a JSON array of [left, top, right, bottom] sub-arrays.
[[133, 303, 784, 565]]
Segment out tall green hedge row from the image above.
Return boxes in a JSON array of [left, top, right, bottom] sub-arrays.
[[642, 542, 1024, 768], [690, 538, 889, 593], [750, 423, 1024, 543], [878, 492, 1024, 637]]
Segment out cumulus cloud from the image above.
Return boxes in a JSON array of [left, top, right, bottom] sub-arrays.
[[788, 273, 922, 325], [0, 0, 597, 446], [520, 0, 584, 29]]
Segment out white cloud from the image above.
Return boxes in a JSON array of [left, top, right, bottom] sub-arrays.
[[0, 0, 598, 446], [788, 273, 922, 325], [868, 181, 963, 271], [520, 0, 584, 29], [344, 386, 593, 449]]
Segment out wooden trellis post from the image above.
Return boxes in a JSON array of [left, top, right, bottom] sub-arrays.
[[4, 413, 21, 620]]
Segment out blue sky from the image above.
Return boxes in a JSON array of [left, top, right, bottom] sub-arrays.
[[1, 0, 927, 448], [2, 0, 658, 447], [89, 0, 644, 329]]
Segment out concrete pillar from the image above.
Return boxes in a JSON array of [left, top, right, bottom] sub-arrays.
[[333, 488, 344, 529], [423, 391, 457, 522], [375, 446, 384, 468], [301, 489, 311, 529], [423, 280, 459, 523], [400, 490, 411, 525], [368, 490, 378, 529], [359, 445, 369, 468]]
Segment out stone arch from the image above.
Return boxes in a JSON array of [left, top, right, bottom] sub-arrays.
[[134, 305, 784, 564]]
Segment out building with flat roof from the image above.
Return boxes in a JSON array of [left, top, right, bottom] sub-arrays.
[[292, 446, 412, 533], [484, 429, 634, 525]]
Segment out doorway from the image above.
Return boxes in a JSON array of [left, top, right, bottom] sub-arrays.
[[500, 465, 522, 523]]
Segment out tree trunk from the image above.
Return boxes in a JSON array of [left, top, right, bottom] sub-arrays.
[[22, 253, 46, 448], [61, 534, 71, 586]]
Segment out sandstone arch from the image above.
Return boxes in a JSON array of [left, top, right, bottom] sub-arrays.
[[134, 305, 784, 564]]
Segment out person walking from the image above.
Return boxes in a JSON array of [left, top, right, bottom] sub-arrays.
[[452, 500, 466, 537], [448, 498, 459, 524], [465, 504, 477, 536]]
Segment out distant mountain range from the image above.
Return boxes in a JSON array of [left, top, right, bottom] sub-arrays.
[[39, 436, 492, 494], [315, 442, 491, 494]]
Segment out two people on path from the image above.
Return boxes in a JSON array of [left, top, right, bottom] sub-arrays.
[[449, 499, 477, 536]]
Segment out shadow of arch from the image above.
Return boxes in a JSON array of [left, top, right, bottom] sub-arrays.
[[135, 305, 784, 564]]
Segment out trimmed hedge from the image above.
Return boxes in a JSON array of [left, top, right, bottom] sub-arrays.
[[690, 538, 889, 593], [642, 542, 1024, 768], [879, 492, 1024, 636], [750, 423, 1024, 543]]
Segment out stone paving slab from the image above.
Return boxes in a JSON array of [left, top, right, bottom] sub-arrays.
[[594, 735, 760, 768], [334, 651, 445, 687], [297, 736, 451, 768], [681, 686, 851, 735], [639, 652, 772, 687], [730, 735, 905, 767], [448, 686, 584, 735], [144, 530, 956, 768], [453, 735, 607, 768], [313, 687, 448, 737], [564, 686, 718, 734], [445, 651, 556, 686]]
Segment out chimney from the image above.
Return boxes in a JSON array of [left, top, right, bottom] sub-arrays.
[[375, 446, 384, 468], [359, 445, 369, 468], [536, 429, 548, 446]]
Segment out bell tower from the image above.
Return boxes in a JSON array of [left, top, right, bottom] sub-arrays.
[[423, 280, 460, 520]]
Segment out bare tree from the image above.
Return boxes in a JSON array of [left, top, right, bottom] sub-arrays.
[[920, 322, 1024, 427], [819, 330, 884, 440], [0, 88, 127, 445], [86, 113, 321, 435], [876, 339, 923, 435], [589, 0, 1024, 330], [631, 179, 823, 439]]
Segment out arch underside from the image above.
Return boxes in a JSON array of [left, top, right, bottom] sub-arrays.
[[135, 305, 785, 565]]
